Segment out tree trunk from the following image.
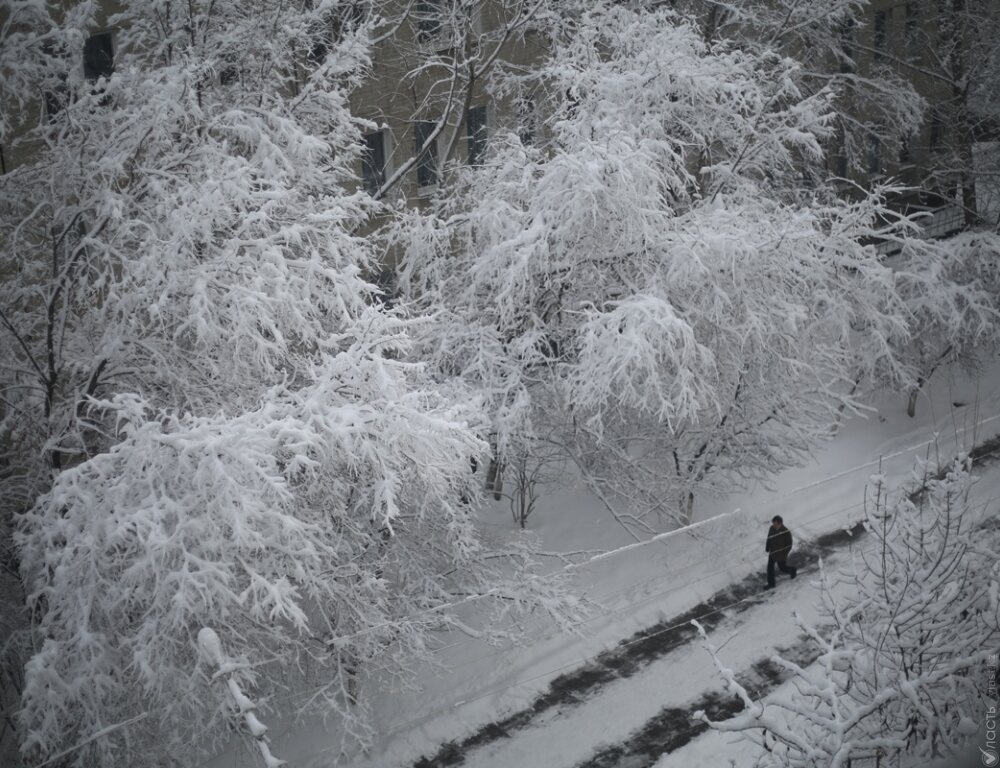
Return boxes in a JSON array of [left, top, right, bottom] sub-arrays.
[[682, 490, 694, 525], [486, 457, 503, 501], [948, 0, 979, 228]]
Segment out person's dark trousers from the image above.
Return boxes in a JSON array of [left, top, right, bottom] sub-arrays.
[[767, 556, 797, 588]]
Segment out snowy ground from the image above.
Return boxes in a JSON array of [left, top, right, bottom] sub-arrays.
[[209, 357, 1000, 768], [655, 464, 1000, 768]]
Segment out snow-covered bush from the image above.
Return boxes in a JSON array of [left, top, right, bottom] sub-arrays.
[[696, 456, 999, 767]]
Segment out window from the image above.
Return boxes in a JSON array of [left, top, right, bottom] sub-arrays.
[[310, 3, 368, 64], [373, 268, 397, 307], [929, 116, 943, 152], [466, 105, 487, 166], [361, 130, 388, 195], [414, 121, 439, 188], [415, 0, 444, 43], [899, 134, 912, 164], [873, 10, 887, 62], [83, 32, 114, 82], [868, 134, 881, 175], [309, 36, 328, 66], [516, 97, 537, 146], [935, 0, 950, 45], [835, 152, 848, 179], [41, 41, 68, 119], [220, 64, 239, 86], [44, 89, 67, 120], [332, 2, 367, 40], [837, 18, 855, 74], [905, 2, 919, 37]]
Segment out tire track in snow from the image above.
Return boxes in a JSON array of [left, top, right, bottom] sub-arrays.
[[572, 641, 820, 768]]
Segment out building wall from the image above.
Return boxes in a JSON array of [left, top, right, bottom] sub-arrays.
[[5, 0, 992, 215], [348, 0, 548, 205]]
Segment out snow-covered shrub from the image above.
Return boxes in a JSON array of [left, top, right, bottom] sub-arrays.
[[696, 456, 999, 767]]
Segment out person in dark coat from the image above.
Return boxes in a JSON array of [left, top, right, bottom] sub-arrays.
[[765, 515, 797, 589]]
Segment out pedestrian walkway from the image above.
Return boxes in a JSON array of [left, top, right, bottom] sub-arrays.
[[407, 437, 1000, 768], [412, 523, 864, 768]]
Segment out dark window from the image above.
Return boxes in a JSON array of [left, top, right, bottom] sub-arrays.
[[416, 0, 443, 42], [466, 105, 487, 166], [361, 130, 387, 195], [936, 0, 951, 46], [905, 2, 918, 36], [373, 268, 397, 307], [904, 3, 922, 59], [44, 89, 68, 119], [41, 41, 68, 119], [929, 116, 942, 151], [415, 121, 438, 187], [899, 134, 912, 164], [837, 18, 855, 74], [220, 64, 239, 86], [868, 134, 881, 175], [873, 10, 887, 61], [308, 18, 331, 64], [517, 97, 536, 146], [83, 32, 114, 82], [310, 3, 367, 63], [332, 2, 367, 40], [309, 39, 328, 65]]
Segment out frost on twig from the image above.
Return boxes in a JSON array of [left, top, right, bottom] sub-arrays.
[[198, 628, 284, 768], [390, 0, 993, 536], [4, 3, 586, 765]]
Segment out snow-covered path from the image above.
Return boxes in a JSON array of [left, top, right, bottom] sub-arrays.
[[456, 560, 839, 768], [402, 518, 868, 768], [415, 454, 1000, 768], [208, 364, 1000, 768]]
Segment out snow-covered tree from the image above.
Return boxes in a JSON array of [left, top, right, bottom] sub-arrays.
[[897, 0, 1000, 227], [359, 0, 553, 201], [0, 2, 582, 765], [891, 231, 1000, 417], [0, 1, 54, 147], [693, 0, 925, 184], [691, 0, 1000, 418], [696, 456, 999, 767], [1, 2, 84, 759], [391, 2, 962, 530]]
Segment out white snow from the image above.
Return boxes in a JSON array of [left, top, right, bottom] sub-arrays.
[[208, 356, 1000, 767]]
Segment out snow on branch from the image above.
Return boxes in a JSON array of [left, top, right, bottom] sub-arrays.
[[198, 628, 284, 768], [391, 1, 976, 531], [695, 457, 999, 767]]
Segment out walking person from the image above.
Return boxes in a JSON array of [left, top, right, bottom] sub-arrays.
[[765, 515, 797, 589]]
